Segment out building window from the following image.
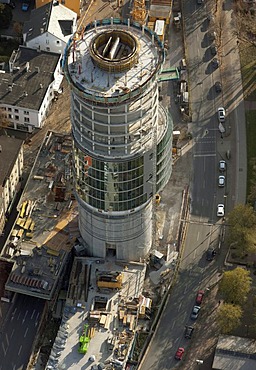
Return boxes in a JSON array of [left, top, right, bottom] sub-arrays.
[[24, 117, 30, 123], [46, 39, 49, 45], [14, 109, 18, 113], [24, 111, 29, 115], [56, 40, 60, 45], [61, 0, 65, 4], [15, 115, 19, 120], [8, 107, 12, 112], [46, 47, 50, 51], [8, 114, 12, 119]]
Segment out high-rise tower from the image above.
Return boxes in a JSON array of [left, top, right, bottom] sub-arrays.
[[64, 18, 173, 261]]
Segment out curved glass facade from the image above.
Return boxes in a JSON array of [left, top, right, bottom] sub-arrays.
[[65, 20, 173, 260], [74, 148, 147, 212]]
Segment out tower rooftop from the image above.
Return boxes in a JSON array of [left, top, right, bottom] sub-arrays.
[[65, 19, 164, 101]]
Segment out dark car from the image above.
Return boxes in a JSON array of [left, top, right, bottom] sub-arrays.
[[210, 45, 217, 55], [184, 325, 194, 339], [206, 247, 216, 261], [196, 290, 205, 305], [215, 81, 222, 93], [8, 1, 15, 8], [175, 347, 185, 360], [190, 305, 201, 320]]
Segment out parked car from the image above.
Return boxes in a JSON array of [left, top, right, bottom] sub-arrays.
[[217, 107, 226, 122], [206, 247, 216, 261], [184, 325, 194, 339], [218, 175, 225, 187], [175, 347, 185, 360], [217, 203, 225, 217], [8, 1, 15, 8], [210, 44, 217, 55], [219, 160, 226, 172], [21, 0, 29, 11], [196, 290, 205, 305], [215, 81, 222, 93], [190, 305, 201, 320]]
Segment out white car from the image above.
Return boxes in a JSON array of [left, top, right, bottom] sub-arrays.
[[218, 175, 225, 187], [217, 204, 225, 217], [219, 160, 226, 172], [217, 107, 226, 122]]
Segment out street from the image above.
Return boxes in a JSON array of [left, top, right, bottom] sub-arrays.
[[0, 294, 44, 370], [139, 0, 247, 369]]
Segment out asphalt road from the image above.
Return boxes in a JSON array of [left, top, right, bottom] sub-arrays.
[[0, 294, 44, 370], [139, 0, 246, 369]]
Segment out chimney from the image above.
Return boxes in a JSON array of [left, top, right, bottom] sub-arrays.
[[26, 62, 30, 72]]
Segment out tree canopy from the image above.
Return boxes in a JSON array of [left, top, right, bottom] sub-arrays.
[[227, 204, 256, 255], [218, 303, 242, 334], [219, 267, 252, 305], [0, 4, 12, 29]]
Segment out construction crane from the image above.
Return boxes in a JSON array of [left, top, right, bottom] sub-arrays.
[[131, 0, 147, 24]]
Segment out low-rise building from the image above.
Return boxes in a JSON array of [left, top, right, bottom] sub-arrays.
[[35, 0, 81, 16], [0, 46, 62, 131], [213, 334, 256, 370], [23, 1, 77, 55], [0, 135, 24, 233]]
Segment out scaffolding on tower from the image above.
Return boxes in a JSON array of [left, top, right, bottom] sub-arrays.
[[131, 0, 148, 24]]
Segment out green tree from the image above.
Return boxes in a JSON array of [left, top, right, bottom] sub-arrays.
[[218, 303, 242, 334], [0, 4, 12, 29], [219, 267, 252, 304], [227, 204, 256, 255]]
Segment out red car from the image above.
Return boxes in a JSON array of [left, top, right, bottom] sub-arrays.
[[175, 347, 185, 360], [196, 290, 204, 305]]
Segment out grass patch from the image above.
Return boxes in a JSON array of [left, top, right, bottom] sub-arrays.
[[240, 41, 256, 101], [246, 110, 256, 199], [0, 37, 19, 63]]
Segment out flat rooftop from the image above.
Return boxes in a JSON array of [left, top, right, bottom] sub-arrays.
[[2, 131, 80, 300], [47, 258, 148, 369], [66, 20, 164, 99], [212, 335, 256, 370]]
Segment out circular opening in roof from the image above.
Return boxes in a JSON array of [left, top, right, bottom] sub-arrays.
[[89, 30, 140, 72]]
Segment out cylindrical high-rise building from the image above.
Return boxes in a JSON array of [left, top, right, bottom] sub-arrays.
[[64, 18, 173, 261]]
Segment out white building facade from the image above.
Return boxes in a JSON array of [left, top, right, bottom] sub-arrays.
[[0, 137, 24, 232]]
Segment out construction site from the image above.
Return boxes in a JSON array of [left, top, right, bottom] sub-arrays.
[[46, 258, 150, 369], [1, 131, 79, 300]]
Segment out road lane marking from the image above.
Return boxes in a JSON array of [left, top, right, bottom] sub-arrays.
[[178, 302, 182, 311], [194, 153, 216, 157], [197, 231, 200, 241], [193, 249, 197, 259], [24, 328, 28, 338], [18, 345, 22, 356], [31, 309, 36, 320], [171, 321, 175, 329], [10, 329, 14, 339]]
